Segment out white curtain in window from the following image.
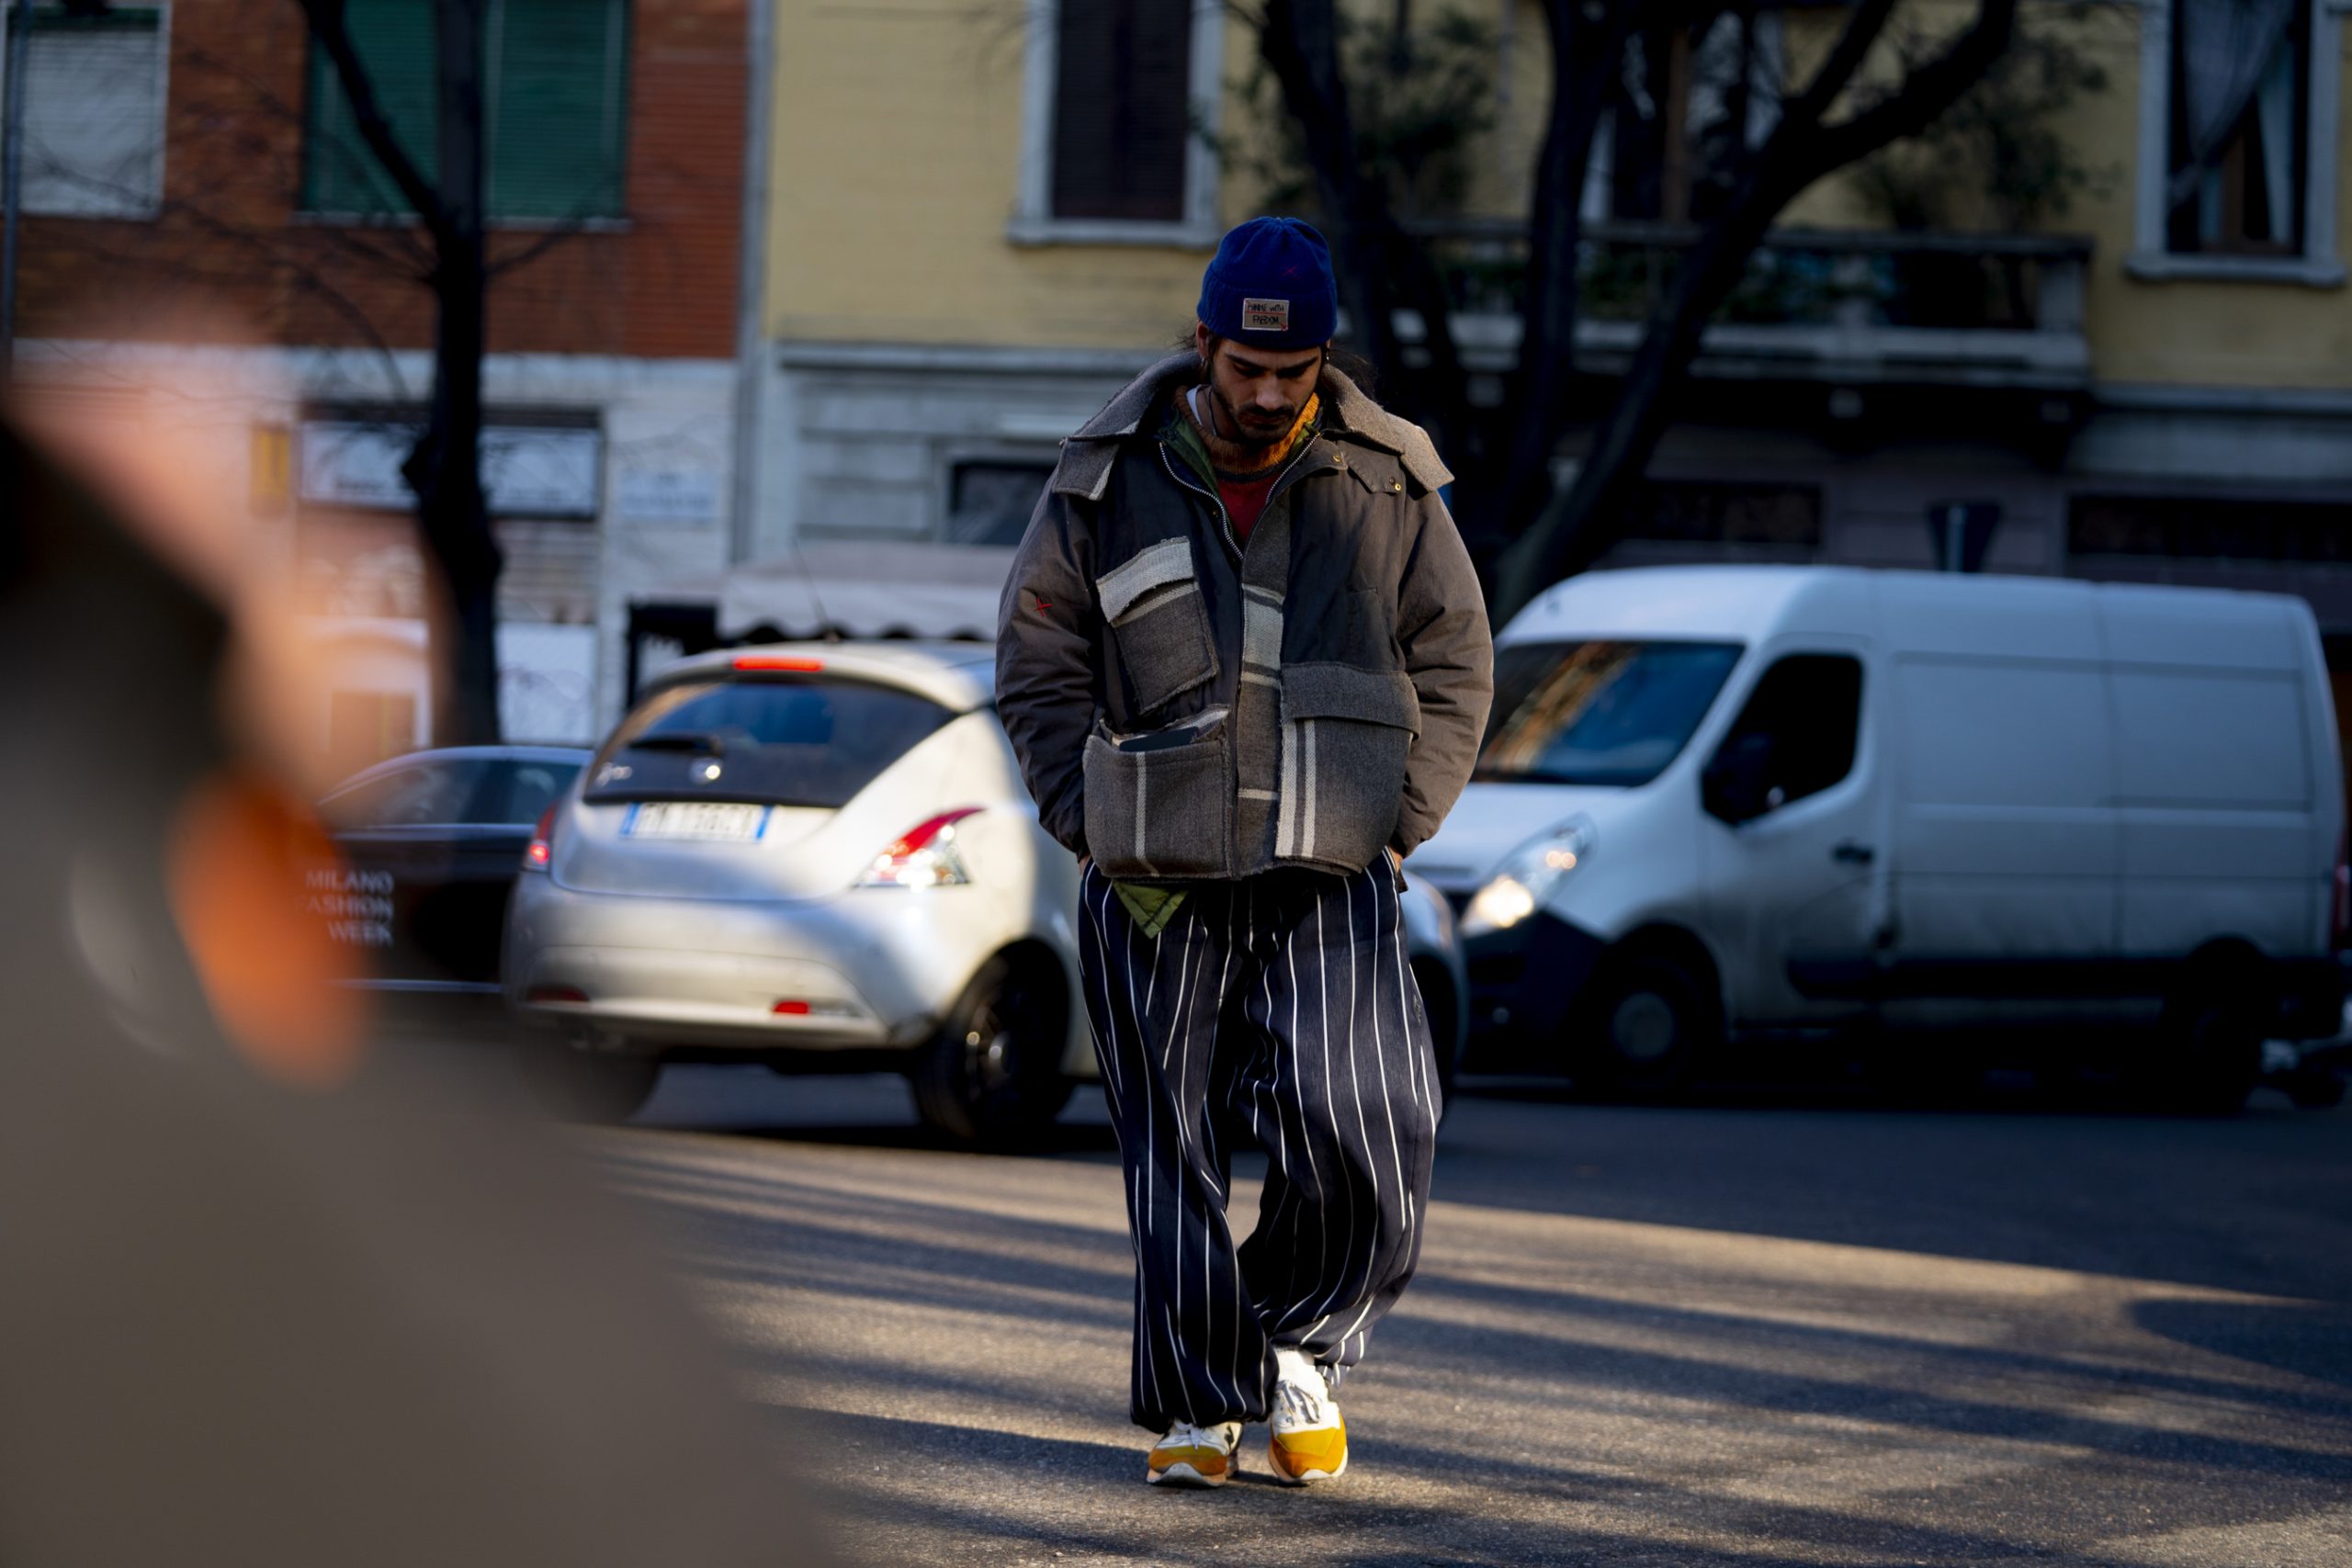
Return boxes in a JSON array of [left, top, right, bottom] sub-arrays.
[[18, 20, 164, 218], [2171, 0, 2297, 206], [2253, 40, 2297, 233]]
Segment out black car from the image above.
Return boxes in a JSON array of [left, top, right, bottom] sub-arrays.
[[318, 746, 592, 1000]]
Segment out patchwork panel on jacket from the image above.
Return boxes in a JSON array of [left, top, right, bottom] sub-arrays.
[[1098, 537, 1195, 621], [1097, 538, 1219, 716], [1083, 716, 1236, 881], [1276, 662, 1419, 870]]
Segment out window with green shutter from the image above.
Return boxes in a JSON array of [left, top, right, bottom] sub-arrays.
[[301, 0, 629, 222]]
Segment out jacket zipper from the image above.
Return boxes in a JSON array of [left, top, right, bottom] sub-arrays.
[[1155, 431, 1329, 874], [1159, 434, 1327, 567], [1159, 444, 1242, 562]]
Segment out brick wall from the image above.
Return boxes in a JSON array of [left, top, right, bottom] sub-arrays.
[[17, 0, 745, 361]]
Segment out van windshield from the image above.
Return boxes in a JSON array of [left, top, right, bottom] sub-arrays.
[[1475, 639, 1743, 787], [584, 676, 955, 809]]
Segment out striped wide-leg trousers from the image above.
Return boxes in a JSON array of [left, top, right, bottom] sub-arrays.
[[1076, 859, 1440, 1433]]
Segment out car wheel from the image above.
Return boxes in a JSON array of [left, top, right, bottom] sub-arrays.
[[1570, 952, 1715, 1099], [911, 953, 1073, 1148], [518, 1042, 661, 1124], [2151, 994, 2263, 1116]]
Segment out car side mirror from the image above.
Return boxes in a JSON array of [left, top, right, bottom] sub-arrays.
[[1703, 731, 1777, 825]]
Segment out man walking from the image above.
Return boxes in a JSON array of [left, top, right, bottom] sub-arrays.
[[996, 217, 1493, 1488]]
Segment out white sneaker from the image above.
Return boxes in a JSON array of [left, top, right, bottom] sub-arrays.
[[1267, 1348, 1347, 1483], [1146, 1419, 1242, 1487]]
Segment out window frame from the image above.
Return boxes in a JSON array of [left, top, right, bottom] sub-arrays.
[[941, 453, 1057, 547], [8, 2, 172, 220], [297, 405, 605, 522], [297, 0, 632, 229], [1009, 0, 1225, 248], [2129, 0, 2346, 288]]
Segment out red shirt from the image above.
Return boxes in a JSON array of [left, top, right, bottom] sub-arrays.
[[1219, 470, 1279, 544]]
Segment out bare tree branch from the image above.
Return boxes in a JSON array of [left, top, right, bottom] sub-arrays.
[[26, 181, 418, 404], [1805, 0, 2018, 173], [1781, 0, 1904, 128], [294, 0, 454, 248], [484, 209, 611, 279], [175, 43, 440, 274], [1490, 0, 2020, 618], [1497, 0, 1635, 525], [1254, 0, 1473, 457], [1259, 0, 1407, 386]]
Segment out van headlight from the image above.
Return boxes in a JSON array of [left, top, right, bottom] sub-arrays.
[[1461, 820, 1594, 937]]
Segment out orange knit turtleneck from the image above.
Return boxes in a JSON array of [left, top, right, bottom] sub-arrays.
[[1182, 386, 1319, 474], [1180, 387, 1319, 543]]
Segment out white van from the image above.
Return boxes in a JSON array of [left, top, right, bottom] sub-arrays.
[[1407, 566, 2347, 1110]]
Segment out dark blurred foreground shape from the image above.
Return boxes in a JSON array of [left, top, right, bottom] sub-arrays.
[[0, 414, 833, 1566]]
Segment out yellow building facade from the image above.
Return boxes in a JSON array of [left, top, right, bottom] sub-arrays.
[[742, 0, 2352, 653]]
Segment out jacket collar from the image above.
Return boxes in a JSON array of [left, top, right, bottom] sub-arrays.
[[1051, 352, 1453, 502]]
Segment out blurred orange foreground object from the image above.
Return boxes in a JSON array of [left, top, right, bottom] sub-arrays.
[[167, 771, 368, 1089], [9, 326, 346, 801]]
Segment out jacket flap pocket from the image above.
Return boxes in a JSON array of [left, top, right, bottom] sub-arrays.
[[1282, 662, 1420, 734], [1097, 537, 1196, 622]]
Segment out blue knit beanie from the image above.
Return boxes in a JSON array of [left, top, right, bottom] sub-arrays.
[[1196, 217, 1338, 350]]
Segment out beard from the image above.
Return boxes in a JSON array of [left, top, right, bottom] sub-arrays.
[[1209, 382, 1297, 448]]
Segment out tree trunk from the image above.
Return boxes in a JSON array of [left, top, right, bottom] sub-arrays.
[[410, 0, 500, 746], [1256, 0, 1476, 473], [1488, 0, 2018, 624], [1491, 0, 1633, 538]]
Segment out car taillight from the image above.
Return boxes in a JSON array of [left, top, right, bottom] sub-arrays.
[[856, 807, 982, 888], [733, 654, 824, 672], [525, 806, 555, 871]]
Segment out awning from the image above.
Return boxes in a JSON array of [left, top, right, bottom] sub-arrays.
[[637, 540, 1016, 642]]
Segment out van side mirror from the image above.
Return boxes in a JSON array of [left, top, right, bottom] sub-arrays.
[[1703, 731, 1777, 825]]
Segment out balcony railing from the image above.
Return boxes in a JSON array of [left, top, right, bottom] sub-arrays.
[[1409, 219, 2094, 389]]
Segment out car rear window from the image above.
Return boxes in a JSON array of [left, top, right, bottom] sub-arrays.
[[324, 757, 584, 828], [325, 760, 489, 829], [584, 676, 956, 809], [478, 760, 584, 825]]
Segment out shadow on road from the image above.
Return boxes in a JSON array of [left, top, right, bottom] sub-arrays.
[[2134, 1297, 2352, 1390], [593, 1069, 2352, 1566]]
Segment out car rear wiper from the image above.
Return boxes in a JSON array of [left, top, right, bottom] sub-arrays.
[[627, 731, 728, 757]]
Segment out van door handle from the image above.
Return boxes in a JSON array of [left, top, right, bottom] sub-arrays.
[[1832, 841, 1875, 865]]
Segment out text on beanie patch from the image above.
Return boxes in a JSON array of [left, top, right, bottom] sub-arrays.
[[1241, 298, 1291, 333]]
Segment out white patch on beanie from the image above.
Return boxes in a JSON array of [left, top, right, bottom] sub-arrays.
[[1241, 298, 1291, 333]]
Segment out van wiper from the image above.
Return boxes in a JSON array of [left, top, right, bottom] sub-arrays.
[[628, 730, 728, 757]]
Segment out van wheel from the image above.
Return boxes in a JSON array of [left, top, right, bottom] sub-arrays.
[[1572, 953, 1715, 1098], [519, 1043, 661, 1124], [912, 953, 1073, 1148], [2151, 994, 2263, 1116]]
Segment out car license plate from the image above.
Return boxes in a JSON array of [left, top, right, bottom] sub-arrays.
[[624, 802, 771, 841]]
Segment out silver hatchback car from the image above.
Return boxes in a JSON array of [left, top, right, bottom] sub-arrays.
[[505, 642, 1469, 1142]]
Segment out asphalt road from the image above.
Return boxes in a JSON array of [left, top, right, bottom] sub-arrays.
[[587, 1067, 2352, 1567]]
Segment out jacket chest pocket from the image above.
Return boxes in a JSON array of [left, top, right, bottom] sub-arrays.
[[1097, 537, 1219, 717], [1278, 662, 1420, 872]]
